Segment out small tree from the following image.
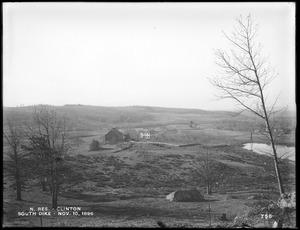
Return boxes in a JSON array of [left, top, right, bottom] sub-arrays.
[[195, 151, 220, 195], [3, 119, 28, 201], [89, 139, 101, 151]]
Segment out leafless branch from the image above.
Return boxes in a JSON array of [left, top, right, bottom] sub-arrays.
[[210, 14, 287, 194]]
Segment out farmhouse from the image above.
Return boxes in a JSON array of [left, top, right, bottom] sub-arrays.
[[105, 128, 129, 144], [139, 130, 156, 139]]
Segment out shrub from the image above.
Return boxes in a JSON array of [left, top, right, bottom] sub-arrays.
[[89, 139, 101, 151]]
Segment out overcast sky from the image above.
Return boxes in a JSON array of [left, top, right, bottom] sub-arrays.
[[3, 3, 295, 111]]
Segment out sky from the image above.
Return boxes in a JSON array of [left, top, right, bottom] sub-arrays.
[[3, 3, 295, 111]]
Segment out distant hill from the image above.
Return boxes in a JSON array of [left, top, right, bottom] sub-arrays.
[[3, 105, 295, 132]]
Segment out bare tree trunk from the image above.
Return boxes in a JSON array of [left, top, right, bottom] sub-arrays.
[[15, 158, 22, 201], [16, 171, 22, 201], [261, 103, 285, 194], [41, 178, 47, 191], [52, 185, 58, 209], [51, 168, 58, 209], [270, 136, 284, 195], [207, 184, 211, 195], [16, 184, 22, 200], [52, 160, 59, 209]]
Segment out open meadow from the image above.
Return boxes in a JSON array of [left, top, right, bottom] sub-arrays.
[[3, 105, 296, 227]]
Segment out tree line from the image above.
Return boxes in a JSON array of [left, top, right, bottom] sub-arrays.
[[3, 105, 82, 208]]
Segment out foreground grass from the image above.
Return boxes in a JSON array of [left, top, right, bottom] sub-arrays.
[[4, 183, 258, 228], [3, 142, 295, 227]]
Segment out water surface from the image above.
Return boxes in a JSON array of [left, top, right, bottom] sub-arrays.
[[243, 143, 295, 161]]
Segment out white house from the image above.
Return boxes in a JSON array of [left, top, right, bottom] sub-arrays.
[[139, 130, 156, 139]]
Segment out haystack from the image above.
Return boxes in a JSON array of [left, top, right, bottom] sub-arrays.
[[166, 188, 204, 202]]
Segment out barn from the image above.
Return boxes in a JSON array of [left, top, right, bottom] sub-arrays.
[[105, 128, 129, 144]]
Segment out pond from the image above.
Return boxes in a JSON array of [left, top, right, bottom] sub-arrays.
[[243, 143, 295, 161]]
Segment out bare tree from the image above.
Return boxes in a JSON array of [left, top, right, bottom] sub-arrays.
[[123, 127, 138, 141], [195, 151, 220, 195], [210, 15, 286, 194], [3, 119, 28, 200], [22, 105, 75, 208]]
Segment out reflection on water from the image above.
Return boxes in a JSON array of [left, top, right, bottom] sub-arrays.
[[243, 143, 295, 161]]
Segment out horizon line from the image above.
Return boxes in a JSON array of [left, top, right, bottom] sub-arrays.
[[3, 103, 241, 112], [3, 103, 295, 113]]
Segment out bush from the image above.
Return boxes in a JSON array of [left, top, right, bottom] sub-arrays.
[[89, 139, 101, 151]]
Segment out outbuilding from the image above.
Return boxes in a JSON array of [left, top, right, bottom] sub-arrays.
[[105, 128, 129, 144]]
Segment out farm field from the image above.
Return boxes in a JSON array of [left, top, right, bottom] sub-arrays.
[[3, 105, 296, 227]]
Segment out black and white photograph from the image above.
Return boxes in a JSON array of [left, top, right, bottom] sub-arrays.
[[3, 2, 296, 228]]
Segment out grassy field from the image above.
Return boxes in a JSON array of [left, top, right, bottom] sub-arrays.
[[2, 105, 296, 227], [3, 143, 295, 227], [3, 185, 261, 228]]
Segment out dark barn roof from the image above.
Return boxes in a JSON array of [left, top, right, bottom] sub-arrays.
[[105, 128, 124, 143]]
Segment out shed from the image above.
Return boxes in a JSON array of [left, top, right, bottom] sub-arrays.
[[105, 128, 126, 144]]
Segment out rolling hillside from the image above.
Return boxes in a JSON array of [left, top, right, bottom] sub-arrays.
[[4, 104, 295, 131], [3, 104, 296, 146], [3, 141, 295, 227], [2, 105, 296, 227]]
